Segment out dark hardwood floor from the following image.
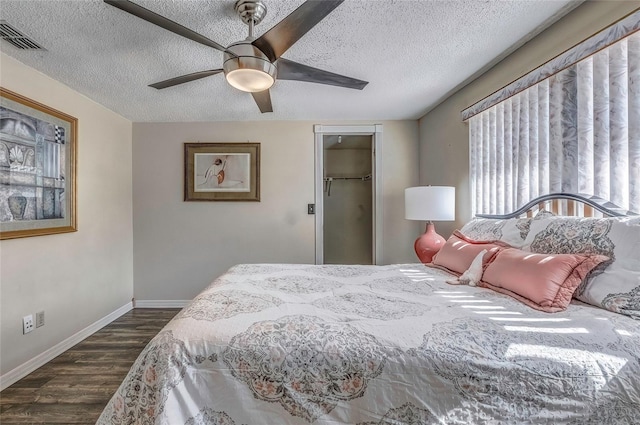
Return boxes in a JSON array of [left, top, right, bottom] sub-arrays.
[[0, 308, 179, 424]]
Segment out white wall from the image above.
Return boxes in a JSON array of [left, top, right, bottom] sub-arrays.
[[419, 0, 640, 238], [132, 120, 419, 301], [0, 53, 134, 376]]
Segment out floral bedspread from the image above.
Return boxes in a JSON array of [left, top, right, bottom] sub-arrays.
[[97, 263, 640, 425]]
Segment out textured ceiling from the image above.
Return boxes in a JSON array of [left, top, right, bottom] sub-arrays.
[[0, 0, 580, 122]]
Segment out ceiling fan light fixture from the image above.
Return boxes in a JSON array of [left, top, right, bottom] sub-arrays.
[[226, 66, 275, 92], [223, 40, 277, 93]]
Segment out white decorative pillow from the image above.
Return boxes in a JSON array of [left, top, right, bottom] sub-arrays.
[[460, 210, 554, 249], [460, 217, 529, 248], [524, 215, 640, 319]]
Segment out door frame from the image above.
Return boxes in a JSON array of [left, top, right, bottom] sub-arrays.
[[313, 124, 383, 265]]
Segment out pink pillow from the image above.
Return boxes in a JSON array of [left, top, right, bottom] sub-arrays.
[[431, 231, 507, 275], [480, 248, 610, 312]]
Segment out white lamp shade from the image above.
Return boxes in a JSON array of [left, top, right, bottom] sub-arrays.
[[405, 186, 455, 221]]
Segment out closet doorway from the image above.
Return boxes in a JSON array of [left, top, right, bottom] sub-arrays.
[[313, 125, 383, 265]]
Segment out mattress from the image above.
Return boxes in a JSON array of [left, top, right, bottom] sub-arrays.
[[97, 263, 640, 424]]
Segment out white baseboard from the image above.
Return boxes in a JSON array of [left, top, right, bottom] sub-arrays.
[[0, 301, 133, 391], [134, 300, 189, 308]]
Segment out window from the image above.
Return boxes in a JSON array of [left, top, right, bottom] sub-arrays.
[[464, 12, 640, 215]]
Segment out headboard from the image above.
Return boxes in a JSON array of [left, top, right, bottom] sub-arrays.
[[476, 193, 638, 219]]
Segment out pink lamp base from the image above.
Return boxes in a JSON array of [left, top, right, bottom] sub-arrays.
[[414, 222, 446, 263]]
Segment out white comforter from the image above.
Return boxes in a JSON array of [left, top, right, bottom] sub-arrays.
[[97, 263, 640, 424]]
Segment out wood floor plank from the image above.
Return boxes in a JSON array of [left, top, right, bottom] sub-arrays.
[[1, 403, 105, 424], [43, 374, 127, 388], [0, 308, 179, 425], [4, 374, 55, 389], [1, 404, 15, 414]]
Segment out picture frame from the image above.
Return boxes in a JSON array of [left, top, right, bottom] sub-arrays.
[[184, 142, 260, 202], [0, 88, 78, 240]]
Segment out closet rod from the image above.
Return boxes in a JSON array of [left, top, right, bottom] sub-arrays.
[[323, 174, 372, 181]]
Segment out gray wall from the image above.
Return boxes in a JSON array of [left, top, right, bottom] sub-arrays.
[[0, 53, 134, 375], [132, 120, 419, 301], [419, 0, 640, 238]]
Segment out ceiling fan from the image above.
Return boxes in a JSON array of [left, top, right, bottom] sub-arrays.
[[103, 0, 368, 113]]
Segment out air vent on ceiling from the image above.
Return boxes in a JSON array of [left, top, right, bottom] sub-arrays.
[[0, 21, 45, 50]]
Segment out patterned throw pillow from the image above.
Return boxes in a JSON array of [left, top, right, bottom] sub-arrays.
[[515, 209, 555, 239], [460, 210, 555, 249], [524, 216, 640, 319], [460, 217, 529, 248]]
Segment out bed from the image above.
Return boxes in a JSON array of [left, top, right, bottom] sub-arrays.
[[97, 194, 640, 425]]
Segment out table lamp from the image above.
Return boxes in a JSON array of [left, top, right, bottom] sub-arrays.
[[405, 186, 455, 263]]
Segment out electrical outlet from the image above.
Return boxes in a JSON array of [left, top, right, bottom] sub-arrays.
[[36, 311, 45, 328], [23, 314, 34, 334]]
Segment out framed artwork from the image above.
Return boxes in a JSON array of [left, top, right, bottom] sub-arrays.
[[184, 142, 260, 201], [0, 88, 77, 240]]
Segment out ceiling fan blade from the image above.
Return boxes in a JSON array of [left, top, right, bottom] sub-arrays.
[[104, 0, 227, 52], [251, 90, 273, 113], [149, 69, 223, 89], [277, 58, 368, 90], [252, 0, 344, 62]]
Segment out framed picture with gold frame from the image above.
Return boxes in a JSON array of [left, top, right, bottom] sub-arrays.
[[184, 142, 260, 201], [0, 88, 78, 240]]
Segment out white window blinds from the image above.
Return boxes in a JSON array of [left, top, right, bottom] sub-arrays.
[[465, 11, 640, 215]]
